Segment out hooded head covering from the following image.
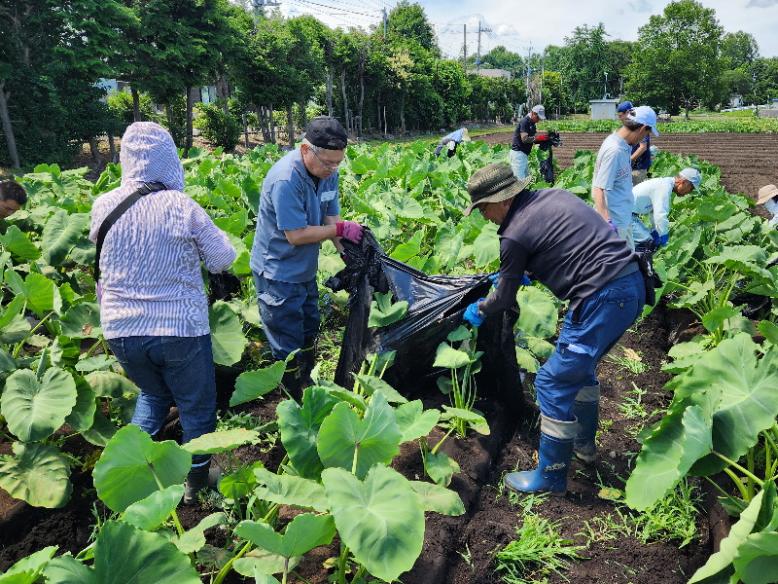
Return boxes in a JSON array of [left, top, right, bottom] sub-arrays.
[[120, 122, 184, 191]]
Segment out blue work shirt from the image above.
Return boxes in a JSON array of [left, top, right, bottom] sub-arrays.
[[440, 128, 466, 144], [250, 149, 340, 283], [631, 135, 651, 170]]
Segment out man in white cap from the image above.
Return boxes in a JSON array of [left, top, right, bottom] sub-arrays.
[[632, 168, 701, 252], [592, 105, 660, 249], [509, 104, 548, 179], [757, 184, 778, 228]]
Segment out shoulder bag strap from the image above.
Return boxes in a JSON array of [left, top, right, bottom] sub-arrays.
[[94, 181, 166, 284]]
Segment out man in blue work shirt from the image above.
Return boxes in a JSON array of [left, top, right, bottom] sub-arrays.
[[435, 127, 470, 157], [592, 105, 659, 249], [632, 168, 700, 252], [509, 104, 548, 179], [251, 117, 364, 397]]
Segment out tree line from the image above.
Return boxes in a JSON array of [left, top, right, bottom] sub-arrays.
[[1, 0, 777, 169]]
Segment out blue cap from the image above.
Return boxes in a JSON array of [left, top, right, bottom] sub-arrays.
[[617, 101, 634, 113]]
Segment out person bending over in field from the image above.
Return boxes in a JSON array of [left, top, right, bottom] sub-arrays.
[[461, 163, 645, 496], [509, 104, 548, 179], [0, 179, 27, 219], [757, 184, 778, 229], [617, 101, 653, 186], [250, 117, 364, 398], [592, 105, 659, 249], [435, 127, 470, 157], [90, 122, 236, 505], [632, 168, 701, 252]]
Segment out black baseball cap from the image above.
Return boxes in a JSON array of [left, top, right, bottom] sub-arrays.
[[304, 116, 348, 150]]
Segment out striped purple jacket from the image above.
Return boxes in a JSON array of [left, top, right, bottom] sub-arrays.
[[90, 122, 236, 339]]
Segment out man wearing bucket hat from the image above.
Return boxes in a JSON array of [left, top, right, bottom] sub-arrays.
[[509, 104, 548, 179], [435, 127, 471, 157], [632, 168, 701, 251], [462, 163, 645, 495], [757, 184, 778, 228], [251, 116, 364, 398], [592, 105, 660, 249]]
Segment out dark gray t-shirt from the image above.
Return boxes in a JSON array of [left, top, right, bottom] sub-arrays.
[[480, 188, 637, 315]]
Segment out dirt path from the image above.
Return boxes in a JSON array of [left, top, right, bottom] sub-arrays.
[[480, 131, 778, 201]]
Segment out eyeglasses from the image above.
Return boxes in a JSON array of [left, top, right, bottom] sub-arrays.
[[310, 147, 342, 170]]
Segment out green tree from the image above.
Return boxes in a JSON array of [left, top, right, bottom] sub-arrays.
[[748, 57, 778, 104], [387, 2, 438, 55], [559, 24, 611, 111], [721, 31, 759, 70], [625, 0, 724, 116], [433, 60, 471, 126]]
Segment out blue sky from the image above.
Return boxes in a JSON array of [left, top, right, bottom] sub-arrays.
[[282, 0, 778, 57]]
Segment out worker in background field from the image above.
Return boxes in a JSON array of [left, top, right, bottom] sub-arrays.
[[91, 122, 236, 505], [435, 127, 470, 157], [509, 104, 549, 179], [592, 105, 659, 249], [0, 179, 27, 219], [461, 163, 645, 495], [757, 184, 778, 228], [251, 116, 364, 398], [617, 101, 652, 185], [632, 168, 701, 252]]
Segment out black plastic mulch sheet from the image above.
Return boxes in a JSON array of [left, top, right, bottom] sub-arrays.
[[326, 229, 525, 414]]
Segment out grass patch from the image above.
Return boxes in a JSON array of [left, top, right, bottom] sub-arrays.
[[606, 346, 647, 375]]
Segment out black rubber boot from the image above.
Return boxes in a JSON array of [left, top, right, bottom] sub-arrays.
[[299, 337, 317, 387], [183, 459, 220, 505], [281, 356, 303, 401]]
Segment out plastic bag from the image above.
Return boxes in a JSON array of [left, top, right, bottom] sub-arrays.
[[326, 230, 525, 413]]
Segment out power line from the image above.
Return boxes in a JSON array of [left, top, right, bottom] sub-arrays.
[[291, 0, 380, 19]]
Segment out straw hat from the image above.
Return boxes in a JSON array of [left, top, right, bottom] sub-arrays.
[[464, 163, 532, 216], [757, 184, 778, 206]]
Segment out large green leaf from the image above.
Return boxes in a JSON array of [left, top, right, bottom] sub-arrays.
[[625, 404, 713, 511], [42, 211, 89, 266], [64, 375, 97, 433], [0, 443, 71, 508], [0, 225, 41, 261], [0, 546, 58, 584], [21, 273, 61, 317], [174, 512, 227, 554], [85, 371, 138, 398], [368, 292, 408, 328], [229, 361, 286, 407], [517, 286, 558, 338], [1, 367, 77, 442], [354, 374, 408, 404], [183, 428, 259, 455], [733, 532, 778, 584], [433, 343, 471, 369], [277, 387, 339, 479], [93, 425, 191, 512], [423, 450, 460, 487], [253, 467, 328, 512], [394, 400, 440, 442], [43, 554, 96, 584], [472, 223, 499, 268], [236, 513, 335, 559], [317, 393, 402, 478], [322, 466, 425, 582], [59, 303, 102, 339], [121, 485, 185, 531], [209, 301, 248, 366], [409, 481, 465, 516]]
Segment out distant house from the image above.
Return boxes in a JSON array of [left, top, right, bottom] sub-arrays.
[[729, 94, 743, 108], [469, 68, 512, 79], [589, 99, 619, 120]]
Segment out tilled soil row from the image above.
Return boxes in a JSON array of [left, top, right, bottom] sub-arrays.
[[480, 131, 778, 201]]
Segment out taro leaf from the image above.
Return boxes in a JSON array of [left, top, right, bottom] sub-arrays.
[[440, 406, 490, 435], [233, 554, 284, 582], [624, 404, 713, 511], [64, 375, 97, 432], [0, 225, 41, 261], [433, 343, 470, 369], [209, 301, 248, 366], [229, 361, 286, 407], [253, 467, 328, 512], [423, 450, 460, 487], [517, 287, 558, 339], [75, 355, 116, 373], [22, 273, 61, 317], [93, 425, 191, 512], [59, 303, 102, 338], [85, 371, 138, 398], [42, 211, 90, 266], [174, 512, 227, 554], [0, 546, 58, 583], [0, 443, 71, 508], [80, 409, 118, 447], [685, 335, 778, 476], [515, 346, 539, 373], [121, 485, 185, 531], [277, 387, 339, 479], [394, 400, 440, 442], [354, 374, 408, 404], [527, 337, 554, 359], [472, 223, 500, 268], [0, 313, 30, 344], [92, 521, 201, 583], [368, 291, 408, 328], [236, 513, 336, 559], [701, 306, 738, 333], [322, 466, 425, 583], [1, 367, 77, 442], [220, 462, 263, 501], [688, 485, 771, 583], [732, 532, 778, 583], [389, 231, 423, 262], [43, 554, 96, 584], [409, 481, 465, 516], [317, 393, 402, 479], [447, 325, 471, 342], [183, 429, 259, 455], [663, 341, 707, 373], [758, 320, 778, 345], [0, 295, 26, 330]]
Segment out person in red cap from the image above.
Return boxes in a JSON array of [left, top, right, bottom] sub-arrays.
[[250, 116, 364, 397]]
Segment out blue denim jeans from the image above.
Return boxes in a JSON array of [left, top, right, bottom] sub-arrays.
[[509, 150, 529, 179], [253, 272, 319, 360], [108, 335, 217, 466], [534, 270, 645, 421]]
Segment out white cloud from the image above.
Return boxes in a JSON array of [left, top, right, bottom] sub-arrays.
[[746, 0, 778, 7], [628, 0, 653, 12]]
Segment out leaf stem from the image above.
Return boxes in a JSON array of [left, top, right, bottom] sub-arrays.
[[713, 451, 765, 487]]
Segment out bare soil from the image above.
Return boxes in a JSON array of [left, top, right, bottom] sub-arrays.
[[480, 131, 778, 202]]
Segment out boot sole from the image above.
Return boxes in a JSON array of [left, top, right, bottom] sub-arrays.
[[504, 482, 566, 497]]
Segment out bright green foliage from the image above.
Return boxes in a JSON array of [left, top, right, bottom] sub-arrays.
[[0, 546, 58, 584], [121, 485, 185, 531], [209, 301, 248, 366], [0, 443, 72, 509], [229, 361, 286, 406], [182, 428, 259, 455], [236, 513, 335, 560]]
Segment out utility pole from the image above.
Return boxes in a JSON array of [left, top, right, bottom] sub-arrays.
[[476, 19, 491, 70], [525, 43, 533, 107], [463, 24, 467, 66], [382, 7, 388, 38]]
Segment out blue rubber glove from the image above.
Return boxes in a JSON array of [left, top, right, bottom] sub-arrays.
[[607, 219, 618, 233], [488, 273, 500, 288], [650, 230, 660, 246], [463, 299, 485, 328], [657, 233, 669, 247], [521, 274, 532, 286]]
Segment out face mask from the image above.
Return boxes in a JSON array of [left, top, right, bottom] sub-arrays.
[[765, 199, 778, 216]]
